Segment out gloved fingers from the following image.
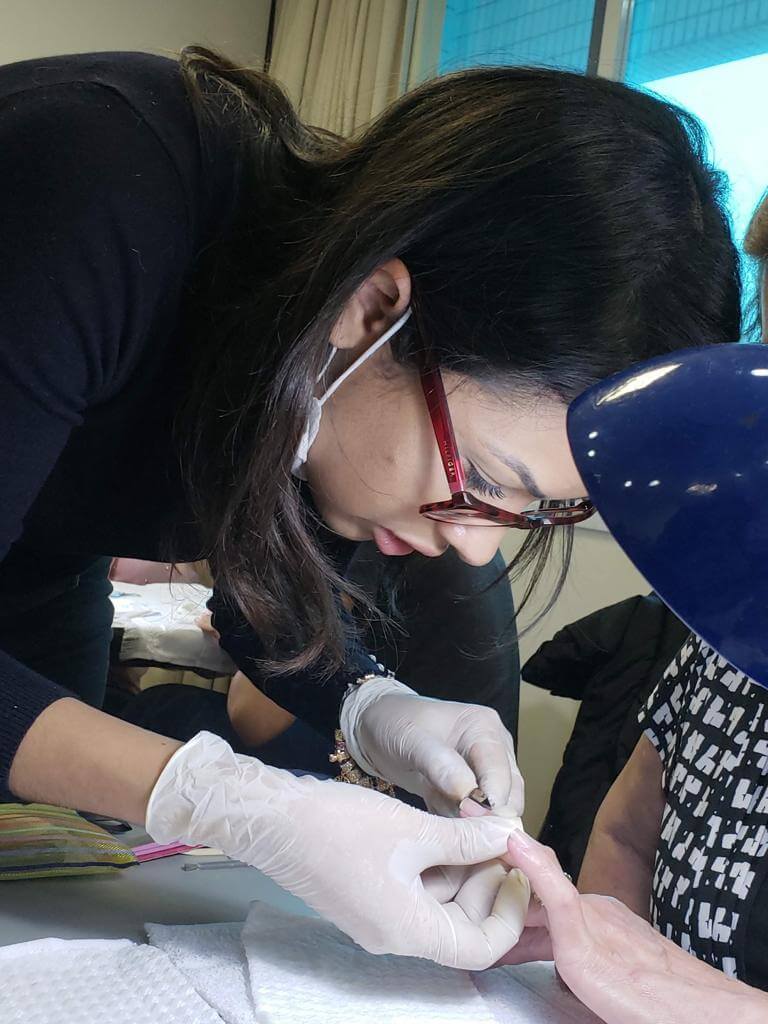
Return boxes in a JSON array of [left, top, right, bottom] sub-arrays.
[[402, 728, 478, 806], [458, 867, 531, 968], [491, 867, 531, 943], [431, 867, 530, 970], [421, 864, 468, 904], [453, 859, 509, 922], [422, 814, 514, 872], [461, 729, 524, 814], [389, 765, 432, 800], [423, 783, 463, 818], [460, 795, 524, 838]]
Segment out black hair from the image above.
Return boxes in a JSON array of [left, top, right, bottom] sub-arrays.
[[178, 47, 740, 673]]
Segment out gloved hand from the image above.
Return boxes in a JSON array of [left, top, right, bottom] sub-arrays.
[[145, 731, 525, 969], [423, 859, 531, 956], [341, 677, 524, 817]]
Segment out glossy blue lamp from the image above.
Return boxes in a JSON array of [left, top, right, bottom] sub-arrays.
[[567, 343, 768, 686]]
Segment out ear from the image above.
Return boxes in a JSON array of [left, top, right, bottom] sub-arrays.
[[331, 258, 411, 351]]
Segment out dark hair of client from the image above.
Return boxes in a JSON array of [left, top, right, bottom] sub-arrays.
[[177, 46, 741, 675]]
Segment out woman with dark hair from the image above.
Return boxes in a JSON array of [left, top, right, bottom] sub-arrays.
[[0, 47, 739, 968]]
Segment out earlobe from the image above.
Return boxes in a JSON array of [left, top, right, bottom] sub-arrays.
[[331, 258, 411, 351]]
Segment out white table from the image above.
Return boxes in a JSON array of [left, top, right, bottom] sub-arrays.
[[0, 827, 602, 1023], [0, 827, 309, 946]]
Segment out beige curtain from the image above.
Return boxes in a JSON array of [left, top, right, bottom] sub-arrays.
[[269, 0, 446, 136]]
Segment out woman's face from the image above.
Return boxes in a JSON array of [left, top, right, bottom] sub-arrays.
[[305, 345, 587, 566]]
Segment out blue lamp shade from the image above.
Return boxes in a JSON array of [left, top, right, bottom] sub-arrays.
[[567, 343, 768, 686]]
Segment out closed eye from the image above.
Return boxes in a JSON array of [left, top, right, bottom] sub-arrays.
[[465, 460, 505, 500]]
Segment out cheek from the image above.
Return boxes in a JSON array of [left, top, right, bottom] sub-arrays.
[[309, 387, 442, 521], [337, 404, 408, 482]]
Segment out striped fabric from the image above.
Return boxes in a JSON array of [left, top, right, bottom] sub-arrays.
[[0, 803, 137, 880]]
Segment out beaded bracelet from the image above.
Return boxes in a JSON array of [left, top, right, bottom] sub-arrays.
[[329, 672, 396, 797], [328, 729, 396, 796]]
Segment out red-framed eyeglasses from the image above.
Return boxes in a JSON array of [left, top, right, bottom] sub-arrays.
[[418, 360, 595, 529]]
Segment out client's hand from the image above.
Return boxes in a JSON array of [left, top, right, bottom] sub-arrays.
[[145, 731, 525, 969], [499, 829, 768, 1024]]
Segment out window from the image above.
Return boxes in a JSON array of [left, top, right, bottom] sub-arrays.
[[436, 0, 768, 329], [439, 0, 597, 74], [625, 1, 768, 318]]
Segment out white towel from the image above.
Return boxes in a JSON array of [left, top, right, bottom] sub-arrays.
[[474, 962, 601, 1024], [242, 902, 499, 1024], [0, 937, 224, 1024], [149, 906, 495, 1024], [146, 922, 252, 1024], [148, 902, 601, 1024]]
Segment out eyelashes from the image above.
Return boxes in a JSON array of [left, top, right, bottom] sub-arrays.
[[465, 460, 505, 500]]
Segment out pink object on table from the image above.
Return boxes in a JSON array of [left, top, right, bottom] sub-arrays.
[[132, 840, 202, 862]]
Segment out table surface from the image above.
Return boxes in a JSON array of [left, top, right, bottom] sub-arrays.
[[0, 828, 602, 1023], [0, 827, 311, 947]]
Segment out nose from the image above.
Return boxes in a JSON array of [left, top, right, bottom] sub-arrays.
[[437, 522, 504, 566]]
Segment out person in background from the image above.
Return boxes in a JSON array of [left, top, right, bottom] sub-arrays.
[[0, 47, 738, 967]]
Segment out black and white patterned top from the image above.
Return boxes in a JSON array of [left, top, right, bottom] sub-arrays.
[[639, 634, 768, 985]]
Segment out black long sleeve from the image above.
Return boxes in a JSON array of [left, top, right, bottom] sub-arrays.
[[0, 53, 209, 794], [0, 52, 390, 798], [209, 586, 379, 737]]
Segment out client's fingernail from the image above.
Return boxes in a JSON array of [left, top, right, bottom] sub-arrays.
[[507, 828, 533, 850], [459, 797, 488, 818]]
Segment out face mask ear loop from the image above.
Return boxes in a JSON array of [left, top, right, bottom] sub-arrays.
[[291, 307, 413, 480], [317, 308, 413, 408], [316, 347, 337, 386]]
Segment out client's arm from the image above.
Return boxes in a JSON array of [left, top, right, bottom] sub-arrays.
[[577, 733, 664, 918]]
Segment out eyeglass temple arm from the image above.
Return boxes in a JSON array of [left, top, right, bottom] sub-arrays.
[[420, 365, 467, 495]]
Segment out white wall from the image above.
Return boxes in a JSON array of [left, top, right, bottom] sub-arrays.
[[501, 526, 650, 835], [0, 0, 271, 66]]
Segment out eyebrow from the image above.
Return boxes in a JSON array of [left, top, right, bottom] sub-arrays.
[[489, 449, 546, 501]]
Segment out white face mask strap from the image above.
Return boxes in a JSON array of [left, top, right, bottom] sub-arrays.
[[316, 347, 337, 383], [318, 308, 413, 408]]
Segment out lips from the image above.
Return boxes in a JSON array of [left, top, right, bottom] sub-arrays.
[[371, 526, 415, 556], [371, 526, 447, 558]]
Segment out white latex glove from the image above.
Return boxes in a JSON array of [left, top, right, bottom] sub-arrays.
[[423, 859, 530, 953], [146, 731, 525, 969], [341, 677, 524, 817]]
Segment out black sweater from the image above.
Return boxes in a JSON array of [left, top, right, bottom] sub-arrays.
[[0, 51, 372, 797]]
